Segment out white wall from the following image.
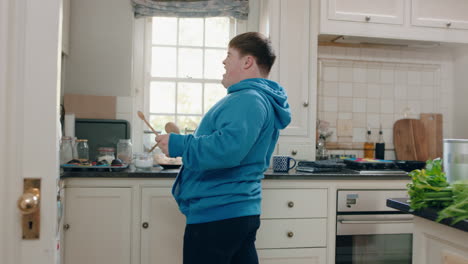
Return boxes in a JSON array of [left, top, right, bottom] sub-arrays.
[[453, 46, 468, 139], [317, 44, 454, 158], [65, 0, 133, 96]]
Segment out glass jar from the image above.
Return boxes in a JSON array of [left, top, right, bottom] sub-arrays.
[[60, 136, 74, 164], [76, 139, 89, 162], [96, 147, 115, 164], [117, 139, 133, 164], [134, 152, 153, 171]]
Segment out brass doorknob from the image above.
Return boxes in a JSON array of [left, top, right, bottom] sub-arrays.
[[17, 188, 40, 214]]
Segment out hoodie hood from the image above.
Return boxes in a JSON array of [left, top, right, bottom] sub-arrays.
[[227, 78, 291, 129]]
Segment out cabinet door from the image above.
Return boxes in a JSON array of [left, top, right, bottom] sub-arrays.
[[268, 0, 311, 137], [141, 187, 185, 264], [63, 187, 132, 264], [326, 0, 404, 25], [61, 0, 70, 54], [412, 0, 468, 30], [258, 248, 326, 264]]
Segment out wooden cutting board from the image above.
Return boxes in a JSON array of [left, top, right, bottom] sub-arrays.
[[394, 118, 429, 161], [420, 113, 443, 160]]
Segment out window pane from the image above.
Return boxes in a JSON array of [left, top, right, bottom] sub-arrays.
[[178, 48, 203, 78], [152, 47, 176, 77], [204, 83, 226, 112], [176, 116, 201, 133], [205, 17, 230, 47], [178, 82, 202, 114], [150, 82, 176, 113], [179, 18, 203, 46], [152, 17, 177, 45], [149, 115, 175, 133], [204, 49, 226, 79]]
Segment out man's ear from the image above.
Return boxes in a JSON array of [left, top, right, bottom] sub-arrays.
[[243, 55, 254, 69]]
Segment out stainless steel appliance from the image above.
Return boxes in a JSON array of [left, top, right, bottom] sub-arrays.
[[336, 190, 413, 264], [444, 139, 468, 183]]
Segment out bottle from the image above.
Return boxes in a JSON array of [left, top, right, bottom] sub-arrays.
[[375, 125, 385, 160], [363, 129, 374, 159], [117, 139, 133, 164], [97, 147, 115, 164], [76, 139, 89, 162]]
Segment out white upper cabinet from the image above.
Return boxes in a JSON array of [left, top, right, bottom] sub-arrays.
[[268, 0, 312, 137], [327, 0, 404, 25], [411, 0, 468, 30], [320, 0, 468, 44], [61, 0, 70, 54]]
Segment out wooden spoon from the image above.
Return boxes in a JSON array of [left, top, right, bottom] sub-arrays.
[[148, 122, 181, 153], [137, 111, 159, 135]]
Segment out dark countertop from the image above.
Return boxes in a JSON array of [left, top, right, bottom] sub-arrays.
[[61, 166, 410, 180], [387, 198, 468, 233]]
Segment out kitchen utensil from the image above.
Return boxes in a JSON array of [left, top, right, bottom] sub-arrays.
[[420, 113, 443, 160], [393, 160, 426, 172], [137, 111, 160, 136], [165, 122, 181, 134], [393, 118, 429, 161], [148, 122, 181, 153], [343, 158, 397, 170]]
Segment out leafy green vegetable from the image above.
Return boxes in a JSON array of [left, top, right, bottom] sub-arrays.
[[407, 159, 452, 210], [436, 181, 468, 225]]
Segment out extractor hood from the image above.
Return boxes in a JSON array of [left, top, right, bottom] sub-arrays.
[[323, 35, 440, 48]]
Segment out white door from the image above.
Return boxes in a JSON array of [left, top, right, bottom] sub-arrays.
[[63, 188, 132, 264], [0, 0, 62, 263], [141, 187, 185, 264]]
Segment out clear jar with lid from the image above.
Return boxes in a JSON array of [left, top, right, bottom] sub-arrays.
[[117, 139, 133, 164], [76, 139, 89, 162], [96, 147, 115, 164], [60, 136, 74, 164]]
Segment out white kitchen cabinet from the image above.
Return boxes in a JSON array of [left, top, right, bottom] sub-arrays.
[[326, 0, 404, 25], [258, 248, 326, 264], [412, 216, 468, 264], [61, 0, 70, 54], [411, 0, 468, 30], [257, 188, 328, 262], [140, 187, 185, 264], [320, 0, 468, 44], [63, 187, 132, 264], [266, 0, 319, 160]]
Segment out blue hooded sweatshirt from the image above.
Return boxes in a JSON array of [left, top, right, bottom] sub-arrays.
[[168, 78, 291, 224]]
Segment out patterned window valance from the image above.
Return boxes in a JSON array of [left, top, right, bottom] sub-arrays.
[[132, 0, 249, 20]]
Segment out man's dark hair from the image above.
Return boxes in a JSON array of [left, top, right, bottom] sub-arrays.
[[229, 32, 276, 76]]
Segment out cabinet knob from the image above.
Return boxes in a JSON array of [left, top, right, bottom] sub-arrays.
[[287, 231, 294, 238], [303, 101, 309, 107], [291, 150, 298, 156], [63, 224, 70, 230], [142, 222, 149, 229], [446, 22, 452, 27], [365, 16, 371, 22], [288, 201, 294, 208]]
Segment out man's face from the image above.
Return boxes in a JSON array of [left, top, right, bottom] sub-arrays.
[[221, 47, 245, 88]]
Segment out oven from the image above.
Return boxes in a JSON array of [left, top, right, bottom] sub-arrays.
[[336, 190, 413, 264]]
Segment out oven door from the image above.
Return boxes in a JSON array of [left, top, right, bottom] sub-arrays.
[[336, 214, 413, 264]]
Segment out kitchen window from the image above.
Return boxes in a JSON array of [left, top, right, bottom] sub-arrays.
[[144, 16, 246, 134]]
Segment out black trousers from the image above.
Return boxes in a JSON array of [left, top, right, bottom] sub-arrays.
[[183, 215, 260, 264]]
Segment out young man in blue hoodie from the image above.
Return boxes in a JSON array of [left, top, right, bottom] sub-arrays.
[[156, 32, 291, 264]]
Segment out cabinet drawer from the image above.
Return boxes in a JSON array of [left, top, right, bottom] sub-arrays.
[[258, 248, 326, 264], [256, 219, 327, 249], [262, 189, 327, 218]]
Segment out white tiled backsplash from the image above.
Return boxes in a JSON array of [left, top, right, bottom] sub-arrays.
[[317, 45, 453, 159]]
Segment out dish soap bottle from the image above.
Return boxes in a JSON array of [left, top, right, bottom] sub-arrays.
[[375, 125, 385, 160], [364, 128, 374, 159]]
